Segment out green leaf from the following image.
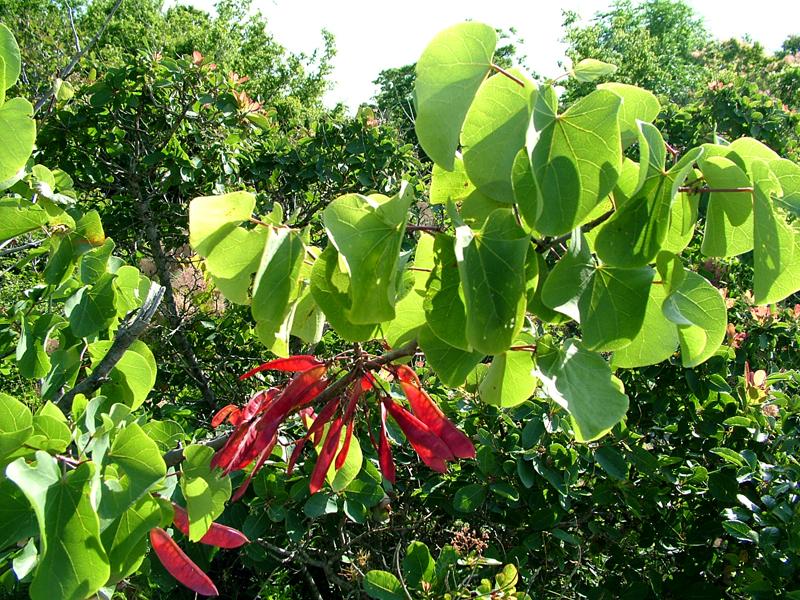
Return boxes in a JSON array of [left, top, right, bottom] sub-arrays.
[[512, 148, 541, 228], [189, 191, 255, 255], [414, 22, 496, 169], [598, 83, 660, 148], [491, 482, 519, 502], [418, 325, 484, 387], [580, 265, 654, 351], [16, 315, 63, 379], [0, 24, 21, 90], [79, 237, 114, 284], [770, 158, 800, 214], [0, 477, 37, 548], [430, 156, 475, 205], [594, 446, 628, 480], [251, 227, 305, 344], [752, 160, 800, 304], [453, 483, 487, 512], [611, 278, 678, 368], [661, 190, 698, 254], [64, 273, 118, 338], [0, 198, 47, 242], [101, 495, 161, 584], [727, 137, 779, 175], [101, 423, 166, 519], [423, 235, 470, 350], [479, 335, 538, 407], [382, 233, 435, 347], [527, 253, 567, 324], [363, 570, 405, 600], [723, 520, 758, 544], [700, 156, 754, 257], [113, 266, 150, 316], [29, 402, 71, 453], [345, 478, 384, 507], [310, 245, 378, 341], [89, 340, 156, 411], [7, 456, 110, 600], [33, 463, 109, 600], [595, 142, 702, 267], [12, 538, 37, 582], [403, 541, 435, 588], [455, 209, 529, 355], [571, 58, 617, 82], [141, 420, 184, 453], [343, 498, 367, 523], [327, 431, 363, 493], [180, 444, 231, 542], [0, 98, 36, 190], [543, 232, 653, 351], [189, 191, 266, 304], [462, 68, 535, 203], [303, 492, 338, 518], [531, 88, 622, 236], [534, 337, 629, 442], [710, 447, 747, 467], [323, 187, 413, 324], [5, 452, 60, 551], [662, 270, 726, 368]]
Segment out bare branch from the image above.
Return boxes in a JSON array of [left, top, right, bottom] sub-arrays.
[[56, 282, 165, 411], [34, 0, 124, 113]]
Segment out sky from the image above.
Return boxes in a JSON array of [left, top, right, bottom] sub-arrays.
[[174, 0, 800, 110]]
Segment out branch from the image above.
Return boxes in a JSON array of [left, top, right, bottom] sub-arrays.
[[0, 240, 44, 257], [406, 225, 444, 233], [679, 186, 753, 194], [56, 282, 165, 411], [66, 2, 82, 54], [33, 0, 124, 113], [535, 209, 615, 253]]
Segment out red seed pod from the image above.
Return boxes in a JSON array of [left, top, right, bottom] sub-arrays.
[[211, 404, 241, 428], [239, 355, 323, 380], [306, 396, 341, 446], [309, 416, 344, 494], [395, 365, 475, 459], [241, 387, 279, 421], [171, 504, 250, 548], [286, 437, 307, 475], [231, 436, 277, 503], [149, 527, 219, 596], [378, 402, 396, 484], [383, 398, 452, 473]]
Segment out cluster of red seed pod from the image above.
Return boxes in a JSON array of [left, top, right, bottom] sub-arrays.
[[151, 353, 474, 596], [209, 354, 476, 500]]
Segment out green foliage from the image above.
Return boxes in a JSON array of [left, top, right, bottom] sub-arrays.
[[2, 9, 800, 600]]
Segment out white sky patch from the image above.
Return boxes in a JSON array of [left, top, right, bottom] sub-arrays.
[[175, 0, 800, 110]]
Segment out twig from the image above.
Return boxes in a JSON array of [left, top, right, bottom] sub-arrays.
[[301, 565, 325, 600], [56, 282, 165, 411], [66, 2, 82, 54], [490, 63, 525, 87], [406, 225, 444, 233], [678, 186, 753, 194], [34, 0, 124, 113], [163, 434, 228, 467], [0, 240, 44, 258]]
